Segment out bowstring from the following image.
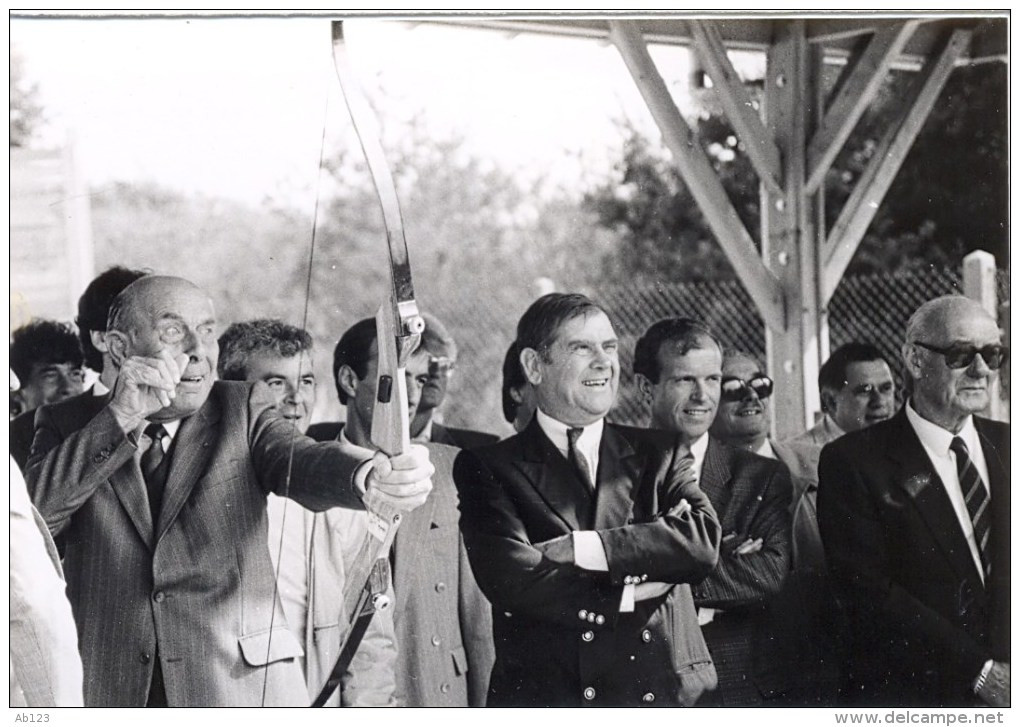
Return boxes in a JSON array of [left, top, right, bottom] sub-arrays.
[[260, 85, 331, 708]]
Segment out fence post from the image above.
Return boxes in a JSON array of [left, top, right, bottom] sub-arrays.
[[962, 250, 1004, 421]]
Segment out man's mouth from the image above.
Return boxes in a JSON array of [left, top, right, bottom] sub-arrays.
[[735, 406, 762, 417], [582, 378, 610, 389], [684, 408, 712, 418], [178, 373, 205, 386]]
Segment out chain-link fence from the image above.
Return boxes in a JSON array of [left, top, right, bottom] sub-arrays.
[[433, 265, 1009, 437]]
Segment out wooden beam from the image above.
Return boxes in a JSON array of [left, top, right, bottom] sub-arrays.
[[608, 19, 784, 332], [805, 20, 919, 193], [761, 20, 823, 437], [690, 19, 783, 195], [822, 29, 971, 303]]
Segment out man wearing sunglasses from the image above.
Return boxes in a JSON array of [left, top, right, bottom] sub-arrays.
[[409, 313, 499, 451], [818, 295, 1009, 707], [633, 319, 792, 706]]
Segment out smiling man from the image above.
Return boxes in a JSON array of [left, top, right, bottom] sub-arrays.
[[25, 275, 434, 707], [454, 294, 721, 706], [633, 319, 791, 706], [818, 296, 1010, 707]]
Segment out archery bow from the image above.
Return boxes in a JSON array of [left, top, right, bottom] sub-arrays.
[[309, 19, 424, 708]]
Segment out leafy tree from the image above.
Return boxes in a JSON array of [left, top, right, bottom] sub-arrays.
[[584, 59, 1008, 281]]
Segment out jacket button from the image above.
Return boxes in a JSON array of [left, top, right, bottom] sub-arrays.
[[583, 686, 596, 701], [587, 613, 596, 623], [435, 582, 446, 593], [642, 692, 655, 703], [431, 635, 441, 646], [581, 630, 594, 642], [440, 683, 450, 694], [153, 591, 165, 603], [641, 630, 652, 643], [140, 652, 151, 664], [595, 615, 605, 625], [504, 611, 512, 618], [578, 609, 588, 620]]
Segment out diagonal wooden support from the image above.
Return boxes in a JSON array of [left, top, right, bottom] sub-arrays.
[[805, 20, 920, 194], [821, 28, 971, 304], [609, 19, 784, 333], [690, 19, 783, 196]]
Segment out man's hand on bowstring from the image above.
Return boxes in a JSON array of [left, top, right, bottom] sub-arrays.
[[365, 443, 434, 512], [109, 350, 189, 431]]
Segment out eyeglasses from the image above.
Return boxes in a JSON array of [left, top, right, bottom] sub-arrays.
[[428, 356, 456, 378], [720, 375, 774, 402], [912, 341, 1009, 370]]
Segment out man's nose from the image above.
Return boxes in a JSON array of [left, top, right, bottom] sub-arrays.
[[284, 383, 304, 405], [968, 353, 992, 377], [690, 382, 707, 402], [56, 371, 73, 394]]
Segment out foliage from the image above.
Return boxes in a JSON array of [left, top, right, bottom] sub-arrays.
[[10, 47, 44, 148], [583, 59, 1008, 283]]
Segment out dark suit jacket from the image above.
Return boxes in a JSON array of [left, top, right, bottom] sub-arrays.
[[11, 407, 37, 471], [453, 418, 721, 707], [691, 439, 792, 704], [817, 408, 1010, 706], [430, 422, 499, 451], [309, 424, 495, 706], [26, 381, 370, 707]]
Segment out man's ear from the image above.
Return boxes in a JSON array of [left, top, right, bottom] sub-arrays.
[[90, 330, 109, 354], [336, 364, 360, 401], [901, 342, 923, 380], [105, 331, 128, 367], [819, 387, 837, 416], [634, 373, 653, 403], [520, 348, 543, 386]]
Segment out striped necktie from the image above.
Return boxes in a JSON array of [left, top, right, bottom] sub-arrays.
[[949, 436, 991, 578], [142, 422, 170, 522]]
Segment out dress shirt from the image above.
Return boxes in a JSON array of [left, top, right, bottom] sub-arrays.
[[905, 401, 990, 582], [534, 409, 637, 610], [755, 438, 778, 460], [688, 432, 710, 483], [266, 494, 310, 666], [92, 379, 110, 396], [413, 416, 434, 443]]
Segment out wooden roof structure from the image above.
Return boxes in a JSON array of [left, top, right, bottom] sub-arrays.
[[432, 13, 1008, 435]]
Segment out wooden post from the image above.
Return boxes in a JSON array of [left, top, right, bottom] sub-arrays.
[[762, 21, 823, 438], [963, 250, 1004, 421]]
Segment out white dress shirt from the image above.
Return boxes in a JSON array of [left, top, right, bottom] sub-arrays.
[[905, 402, 990, 583]]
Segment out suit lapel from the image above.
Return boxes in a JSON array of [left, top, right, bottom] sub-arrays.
[[155, 393, 222, 543], [975, 418, 1010, 585], [110, 450, 155, 551], [592, 424, 640, 530], [698, 438, 733, 519], [886, 410, 983, 585], [516, 418, 592, 531]]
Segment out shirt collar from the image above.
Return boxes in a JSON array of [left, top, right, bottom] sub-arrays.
[[535, 408, 604, 458], [756, 438, 778, 460], [905, 399, 979, 457], [339, 425, 376, 459], [92, 379, 110, 396], [822, 413, 845, 438], [414, 416, 434, 443], [688, 432, 710, 481]]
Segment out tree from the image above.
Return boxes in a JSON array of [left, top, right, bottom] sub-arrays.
[[10, 47, 44, 148], [583, 60, 1008, 282]]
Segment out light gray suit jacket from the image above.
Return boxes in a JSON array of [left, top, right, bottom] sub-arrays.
[[26, 381, 369, 707]]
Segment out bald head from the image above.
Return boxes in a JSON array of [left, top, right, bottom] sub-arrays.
[[106, 275, 219, 422], [902, 295, 1003, 432], [904, 295, 996, 347]]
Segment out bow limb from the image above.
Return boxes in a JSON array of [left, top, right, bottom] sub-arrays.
[[309, 19, 423, 708]]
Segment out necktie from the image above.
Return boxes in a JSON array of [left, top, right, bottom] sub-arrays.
[[949, 436, 991, 578], [567, 427, 595, 492], [142, 422, 170, 523]]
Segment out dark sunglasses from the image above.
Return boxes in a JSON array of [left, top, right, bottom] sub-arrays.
[[720, 375, 774, 402], [428, 356, 456, 378], [913, 342, 1009, 370]]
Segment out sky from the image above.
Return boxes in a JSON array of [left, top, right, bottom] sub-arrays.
[[10, 15, 754, 208]]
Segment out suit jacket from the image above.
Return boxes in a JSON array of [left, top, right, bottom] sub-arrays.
[[9, 456, 83, 707], [429, 421, 499, 451], [817, 408, 1010, 706], [773, 438, 825, 572], [691, 439, 792, 704], [453, 418, 721, 707], [25, 381, 370, 707], [10, 408, 36, 471], [312, 425, 495, 707]]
